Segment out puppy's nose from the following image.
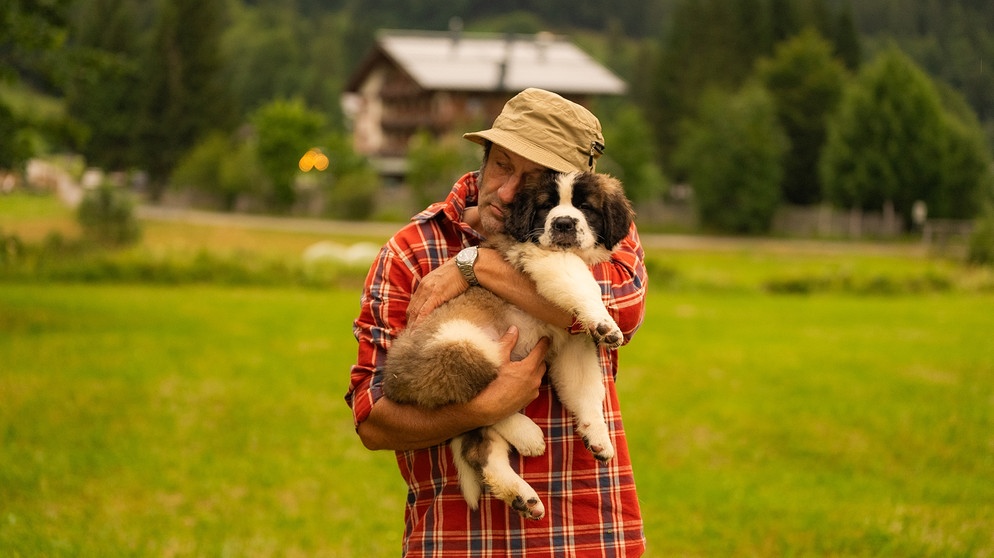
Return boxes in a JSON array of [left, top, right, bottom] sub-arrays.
[[552, 216, 577, 233]]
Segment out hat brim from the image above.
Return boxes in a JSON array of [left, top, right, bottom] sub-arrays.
[[463, 129, 579, 174]]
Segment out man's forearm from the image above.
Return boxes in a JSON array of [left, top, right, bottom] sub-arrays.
[[475, 247, 574, 328], [357, 397, 487, 451]]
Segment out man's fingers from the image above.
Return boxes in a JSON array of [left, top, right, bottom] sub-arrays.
[[499, 325, 520, 352], [527, 336, 551, 363]]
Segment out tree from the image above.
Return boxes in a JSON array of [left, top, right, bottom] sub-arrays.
[[757, 28, 847, 205], [820, 46, 991, 226], [674, 83, 787, 234], [599, 104, 668, 205], [64, 0, 144, 171], [830, 2, 862, 70], [170, 132, 266, 211], [405, 130, 478, 210], [136, 0, 235, 199], [250, 98, 327, 210], [647, 0, 771, 166], [0, 0, 72, 169]]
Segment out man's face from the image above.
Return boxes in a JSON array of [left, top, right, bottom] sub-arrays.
[[477, 146, 546, 236]]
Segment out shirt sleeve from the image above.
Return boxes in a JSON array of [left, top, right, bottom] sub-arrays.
[[345, 242, 415, 429], [587, 223, 648, 344]]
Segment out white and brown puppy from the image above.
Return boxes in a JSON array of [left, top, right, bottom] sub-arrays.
[[383, 170, 635, 520]]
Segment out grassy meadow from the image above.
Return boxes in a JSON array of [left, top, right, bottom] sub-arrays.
[[2, 193, 994, 556]]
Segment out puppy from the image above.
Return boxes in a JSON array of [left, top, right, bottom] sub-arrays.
[[383, 170, 635, 520]]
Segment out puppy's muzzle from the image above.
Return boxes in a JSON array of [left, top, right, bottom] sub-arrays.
[[550, 216, 580, 248]]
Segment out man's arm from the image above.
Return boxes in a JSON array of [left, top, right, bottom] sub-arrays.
[[407, 246, 574, 329], [357, 327, 550, 451]]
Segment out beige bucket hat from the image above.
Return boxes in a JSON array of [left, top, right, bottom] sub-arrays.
[[463, 88, 605, 173]]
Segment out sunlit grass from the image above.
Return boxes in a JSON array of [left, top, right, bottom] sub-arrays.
[[3, 191, 994, 555], [2, 284, 993, 556], [0, 285, 405, 556]]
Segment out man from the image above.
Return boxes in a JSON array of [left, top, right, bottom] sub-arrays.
[[347, 88, 647, 557]]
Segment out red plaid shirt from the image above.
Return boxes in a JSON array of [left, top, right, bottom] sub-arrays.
[[347, 172, 647, 557]]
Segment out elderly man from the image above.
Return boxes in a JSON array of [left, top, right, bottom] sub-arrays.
[[347, 88, 647, 557]]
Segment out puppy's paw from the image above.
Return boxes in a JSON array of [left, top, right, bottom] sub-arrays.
[[493, 413, 546, 457], [484, 472, 546, 521], [511, 494, 546, 521], [578, 421, 615, 462], [589, 319, 623, 349]]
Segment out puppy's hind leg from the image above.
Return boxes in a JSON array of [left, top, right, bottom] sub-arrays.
[[452, 427, 545, 520], [490, 412, 545, 457], [550, 341, 615, 461], [479, 428, 545, 520]]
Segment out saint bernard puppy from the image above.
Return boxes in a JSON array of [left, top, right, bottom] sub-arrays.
[[383, 170, 635, 520]]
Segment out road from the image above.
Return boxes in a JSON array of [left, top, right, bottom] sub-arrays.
[[137, 205, 929, 258]]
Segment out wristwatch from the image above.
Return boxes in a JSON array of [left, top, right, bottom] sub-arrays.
[[455, 246, 480, 287]]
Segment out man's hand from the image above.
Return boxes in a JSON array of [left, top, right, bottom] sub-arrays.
[[469, 326, 550, 423], [407, 259, 468, 326]]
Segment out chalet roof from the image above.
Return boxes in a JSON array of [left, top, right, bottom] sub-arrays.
[[345, 29, 627, 96]]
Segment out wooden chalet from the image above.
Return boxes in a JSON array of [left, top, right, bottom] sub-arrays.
[[343, 28, 627, 176]]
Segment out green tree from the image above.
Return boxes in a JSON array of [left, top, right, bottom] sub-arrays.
[[0, 0, 72, 169], [757, 28, 847, 205], [830, 2, 862, 70], [647, 0, 771, 166], [65, 0, 144, 171], [320, 132, 380, 220], [405, 130, 478, 210], [674, 83, 787, 234], [600, 104, 668, 205], [137, 0, 235, 199], [820, 45, 990, 225], [222, 3, 306, 116], [170, 132, 266, 211], [251, 98, 327, 210]]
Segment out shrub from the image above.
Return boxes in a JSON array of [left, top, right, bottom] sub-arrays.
[[674, 83, 787, 234], [77, 182, 142, 246], [968, 204, 994, 266]]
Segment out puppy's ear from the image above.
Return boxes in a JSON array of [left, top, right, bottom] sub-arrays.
[[504, 178, 537, 243], [597, 175, 635, 249]]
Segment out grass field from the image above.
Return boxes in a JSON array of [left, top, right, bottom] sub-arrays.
[[2, 193, 994, 556]]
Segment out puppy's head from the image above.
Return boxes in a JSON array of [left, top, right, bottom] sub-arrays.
[[505, 170, 635, 253]]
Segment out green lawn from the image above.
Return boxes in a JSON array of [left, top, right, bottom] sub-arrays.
[[2, 193, 993, 555], [2, 283, 992, 556]]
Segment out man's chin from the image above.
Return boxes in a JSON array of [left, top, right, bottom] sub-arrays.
[[480, 215, 505, 236]]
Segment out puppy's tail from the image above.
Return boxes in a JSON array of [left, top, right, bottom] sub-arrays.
[[451, 433, 483, 509]]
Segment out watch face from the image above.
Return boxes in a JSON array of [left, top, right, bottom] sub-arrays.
[[458, 246, 477, 263]]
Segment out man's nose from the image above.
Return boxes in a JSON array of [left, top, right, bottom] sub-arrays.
[[497, 176, 521, 203]]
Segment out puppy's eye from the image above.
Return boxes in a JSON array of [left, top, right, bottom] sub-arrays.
[[579, 202, 594, 211]]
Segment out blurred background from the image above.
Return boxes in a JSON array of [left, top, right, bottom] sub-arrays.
[[1, 0, 993, 251], [3, 1, 994, 556]]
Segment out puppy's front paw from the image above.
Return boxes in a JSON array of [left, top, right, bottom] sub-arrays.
[[590, 319, 623, 349]]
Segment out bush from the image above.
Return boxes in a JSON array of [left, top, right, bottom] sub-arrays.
[[968, 204, 994, 266], [171, 132, 267, 210], [674, 83, 787, 234], [77, 182, 142, 246]]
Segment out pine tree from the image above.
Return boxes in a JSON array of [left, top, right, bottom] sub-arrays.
[[65, 0, 144, 171], [820, 46, 990, 225], [831, 2, 862, 70], [758, 29, 847, 205], [137, 0, 235, 199]]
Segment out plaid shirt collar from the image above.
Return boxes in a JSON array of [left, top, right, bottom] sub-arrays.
[[411, 171, 484, 241]]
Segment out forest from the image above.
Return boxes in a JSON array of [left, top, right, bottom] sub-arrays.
[[2, 0, 994, 236]]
